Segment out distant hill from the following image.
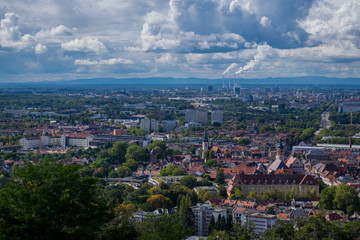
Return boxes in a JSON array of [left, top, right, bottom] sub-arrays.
[[3, 76, 360, 86]]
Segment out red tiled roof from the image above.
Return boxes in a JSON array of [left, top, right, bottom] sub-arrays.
[[327, 212, 343, 221], [231, 174, 318, 186], [64, 133, 92, 138], [277, 213, 290, 220]]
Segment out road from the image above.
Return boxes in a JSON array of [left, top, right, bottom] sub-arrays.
[[315, 111, 331, 136]]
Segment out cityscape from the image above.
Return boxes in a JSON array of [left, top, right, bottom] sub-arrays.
[[1, 0, 360, 240]]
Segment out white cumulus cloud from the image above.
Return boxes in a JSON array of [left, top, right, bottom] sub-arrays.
[[62, 38, 107, 53], [34, 43, 48, 54], [300, 0, 360, 47], [0, 12, 34, 49], [35, 25, 73, 39], [75, 58, 133, 65]]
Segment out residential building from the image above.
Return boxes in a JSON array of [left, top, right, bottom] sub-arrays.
[[227, 174, 319, 197], [246, 213, 277, 235], [140, 118, 159, 133], [285, 156, 305, 174], [211, 110, 223, 125], [185, 110, 208, 125], [20, 136, 61, 150], [162, 120, 178, 132], [338, 102, 360, 113], [20, 133, 93, 150], [191, 204, 227, 237]]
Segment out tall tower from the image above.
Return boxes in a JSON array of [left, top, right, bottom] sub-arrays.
[[150, 149, 157, 163], [349, 135, 352, 149], [202, 131, 209, 160]]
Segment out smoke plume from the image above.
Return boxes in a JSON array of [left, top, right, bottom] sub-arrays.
[[234, 44, 271, 76], [222, 62, 238, 76]]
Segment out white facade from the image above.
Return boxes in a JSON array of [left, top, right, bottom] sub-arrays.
[[20, 134, 93, 150], [191, 204, 227, 236], [20, 136, 52, 150], [245, 213, 277, 235], [140, 118, 159, 133]]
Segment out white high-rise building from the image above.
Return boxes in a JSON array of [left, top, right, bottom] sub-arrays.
[[191, 204, 227, 236], [211, 110, 223, 125], [185, 110, 208, 125], [140, 118, 159, 133]]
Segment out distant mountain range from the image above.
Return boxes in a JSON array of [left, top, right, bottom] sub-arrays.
[[3, 76, 360, 86]]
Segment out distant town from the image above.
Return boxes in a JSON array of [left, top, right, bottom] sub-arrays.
[[1, 84, 360, 239]]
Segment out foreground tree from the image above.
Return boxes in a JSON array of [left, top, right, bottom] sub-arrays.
[[263, 213, 360, 240], [109, 141, 128, 163], [319, 186, 336, 210], [136, 214, 192, 240], [0, 160, 109, 240], [333, 184, 360, 215]]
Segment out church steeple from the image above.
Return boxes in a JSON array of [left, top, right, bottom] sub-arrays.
[[202, 130, 209, 160], [203, 130, 208, 142]]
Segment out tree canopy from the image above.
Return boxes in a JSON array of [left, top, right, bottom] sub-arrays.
[[0, 160, 109, 240]]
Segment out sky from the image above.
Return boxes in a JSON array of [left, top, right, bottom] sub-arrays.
[[0, 0, 359, 82]]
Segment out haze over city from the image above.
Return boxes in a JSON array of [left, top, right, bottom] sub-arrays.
[[0, 0, 359, 82]]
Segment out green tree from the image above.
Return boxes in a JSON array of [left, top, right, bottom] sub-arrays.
[[333, 184, 360, 215], [205, 159, 221, 167], [204, 150, 216, 159], [188, 146, 196, 154], [230, 186, 245, 200], [109, 141, 128, 163], [160, 164, 185, 176], [214, 169, 225, 185], [125, 144, 150, 163], [147, 141, 166, 159], [247, 190, 257, 200], [115, 166, 132, 178], [123, 158, 139, 171], [178, 194, 194, 229], [217, 185, 228, 199], [98, 203, 138, 240], [208, 215, 216, 235], [146, 194, 169, 211], [198, 189, 213, 203], [237, 137, 251, 145], [0, 160, 108, 240], [286, 188, 297, 200], [136, 214, 192, 240], [262, 220, 296, 240], [180, 175, 198, 189]]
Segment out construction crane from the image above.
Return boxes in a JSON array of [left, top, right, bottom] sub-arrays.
[[7, 129, 18, 145], [39, 124, 42, 153]]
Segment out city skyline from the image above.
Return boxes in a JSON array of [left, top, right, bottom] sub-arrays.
[[0, 0, 359, 82]]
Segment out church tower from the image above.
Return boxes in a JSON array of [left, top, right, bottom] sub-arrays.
[[202, 131, 209, 160], [150, 148, 157, 163]]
